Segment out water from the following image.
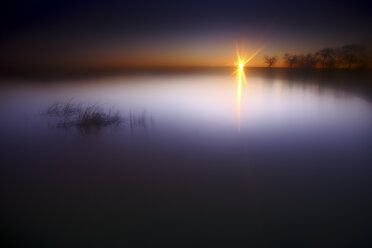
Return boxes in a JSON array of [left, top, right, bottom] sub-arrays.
[[1, 69, 372, 247]]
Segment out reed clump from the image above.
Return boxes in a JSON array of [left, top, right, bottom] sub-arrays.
[[44, 102, 122, 130]]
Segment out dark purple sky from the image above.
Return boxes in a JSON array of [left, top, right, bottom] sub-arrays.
[[1, 0, 371, 68]]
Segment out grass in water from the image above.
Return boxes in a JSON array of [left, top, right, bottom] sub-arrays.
[[44, 102, 122, 132]]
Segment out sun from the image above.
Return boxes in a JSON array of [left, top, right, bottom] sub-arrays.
[[234, 50, 247, 81], [234, 45, 265, 75], [239, 62, 244, 72]]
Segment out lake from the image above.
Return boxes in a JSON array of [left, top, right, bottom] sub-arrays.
[[1, 69, 372, 247]]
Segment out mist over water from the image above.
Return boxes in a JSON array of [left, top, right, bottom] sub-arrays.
[[1, 70, 372, 247]]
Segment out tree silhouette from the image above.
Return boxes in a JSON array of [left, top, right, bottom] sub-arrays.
[[316, 48, 335, 69], [273, 44, 369, 70], [340, 44, 367, 69], [283, 54, 297, 69], [264, 56, 278, 68], [297, 53, 318, 69]]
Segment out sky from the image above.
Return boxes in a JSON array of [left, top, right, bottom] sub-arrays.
[[0, 0, 371, 69]]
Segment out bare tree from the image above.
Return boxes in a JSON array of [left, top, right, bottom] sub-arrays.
[[340, 44, 367, 69], [297, 53, 318, 69], [316, 48, 335, 69], [264, 56, 278, 68], [283, 54, 297, 69]]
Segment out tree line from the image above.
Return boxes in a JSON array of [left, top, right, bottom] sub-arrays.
[[264, 44, 370, 69]]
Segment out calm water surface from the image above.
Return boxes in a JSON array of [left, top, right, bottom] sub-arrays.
[[1, 70, 372, 247]]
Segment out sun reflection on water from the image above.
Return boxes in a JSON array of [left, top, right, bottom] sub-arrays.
[[233, 46, 264, 131], [236, 64, 245, 131]]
